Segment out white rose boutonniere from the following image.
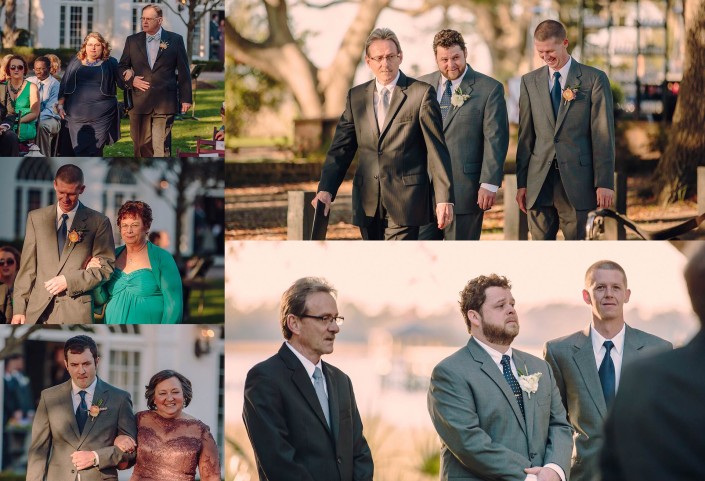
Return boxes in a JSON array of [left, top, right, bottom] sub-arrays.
[[159, 41, 169, 51], [517, 365, 542, 398], [450, 87, 470, 108]]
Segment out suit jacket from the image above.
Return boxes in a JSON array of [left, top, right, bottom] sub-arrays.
[[13, 203, 115, 324], [516, 59, 615, 210], [428, 337, 572, 481], [242, 343, 374, 481], [601, 329, 705, 481], [318, 70, 454, 227], [26, 378, 137, 481], [118, 29, 192, 115], [544, 324, 672, 481], [418, 66, 508, 215]]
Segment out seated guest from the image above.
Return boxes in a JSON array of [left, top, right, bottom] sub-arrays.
[[0, 246, 20, 323], [46, 54, 62, 78], [26, 56, 61, 156]]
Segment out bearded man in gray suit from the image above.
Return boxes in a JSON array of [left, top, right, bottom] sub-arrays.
[[516, 20, 615, 240], [429, 274, 572, 481], [313, 28, 454, 240], [26, 335, 137, 481], [544, 260, 671, 481], [12, 164, 115, 324], [419, 29, 508, 240]]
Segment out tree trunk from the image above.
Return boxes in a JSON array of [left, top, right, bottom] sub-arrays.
[[2, 0, 17, 49], [654, 0, 705, 203]]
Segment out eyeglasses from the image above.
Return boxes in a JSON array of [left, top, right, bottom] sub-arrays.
[[0, 259, 15, 266], [120, 223, 142, 231], [300, 314, 345, 326], [140, 17, 160, 22], [368, 54, 400, 65], [9, 65, 24, 71]]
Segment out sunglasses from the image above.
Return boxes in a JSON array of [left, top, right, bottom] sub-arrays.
[[0, 259, 16, 266], [9, 65, 24, 71]]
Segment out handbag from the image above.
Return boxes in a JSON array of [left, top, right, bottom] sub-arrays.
[[123, 87, 134, 112]]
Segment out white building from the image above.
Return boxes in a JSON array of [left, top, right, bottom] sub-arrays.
[[3, 0, 224, 61]]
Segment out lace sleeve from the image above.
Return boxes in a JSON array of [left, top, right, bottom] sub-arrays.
[[198, 423, 221, 481]]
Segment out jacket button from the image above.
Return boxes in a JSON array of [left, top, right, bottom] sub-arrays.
[[378, 150, 383, 155], [554, 138, 559, 143], [373, 175, 378, 180], [337, 457, 342, 464]]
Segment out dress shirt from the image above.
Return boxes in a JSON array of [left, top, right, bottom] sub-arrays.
[[71, 377, 100, 465], [146, 27, 163, 68], [547, 57, 573, 94], [56, 202, 79, 231], [285, 341, 328, 396], [26, 75, 60, 120], [591, 323, 626, 391], [373, 71, 400, 120]]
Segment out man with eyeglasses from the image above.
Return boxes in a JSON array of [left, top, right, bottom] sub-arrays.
[[26, 56, 61, 156], [12, 164, 115, 325], [313, 27, 454, 240], [243, 277, 374, 481], [119, 4, 192, 157]]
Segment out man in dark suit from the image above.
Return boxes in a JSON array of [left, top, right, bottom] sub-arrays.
[[419, 29, 508, 240], [313, 28, 454, 240], [544, 260, 671, 481], [516, 20, 615, 240], [119, 4, 192, 157], [601, 245, 705, 481], [243, 277, 374, 481]]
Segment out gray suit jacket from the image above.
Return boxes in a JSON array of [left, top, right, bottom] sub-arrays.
[[13, 203, 115, 324], [544, 324, 672, 481], [516, 59, 615, 210], [318, 70, 454, 227], [428, 337, 572, 481], [26, 378, 137, 481], [419, 66, 508, 216]]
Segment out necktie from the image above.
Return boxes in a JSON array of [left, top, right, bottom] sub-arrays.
[[57, 213, 69, 256], [440, 79, 452, 120], [551, 71, 562, 119], [76, 390, 88, 434], [598, 340, 616, 407], [377, 87, 389, 132], [312, 367, 330, 428], [501, 355, 525, 417], [147, 34, 158, 42]]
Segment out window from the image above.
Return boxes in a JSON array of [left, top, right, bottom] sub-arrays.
[[132, 0, 164, 34], [15, 158, 54, 238], [60, 3, 94, 49], [109, 349, 142, 409]]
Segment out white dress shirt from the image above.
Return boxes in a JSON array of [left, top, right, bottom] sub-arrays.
[[285, 341, 328, 396], [373, 71, 400, 122], [56, 202, 79, 231], [548, 57, 573, 93], [71, 376, 101, 467], [591, 323, 626, 391]]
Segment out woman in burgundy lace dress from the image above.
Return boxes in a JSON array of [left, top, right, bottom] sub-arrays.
[[114, 370, 220, 480]]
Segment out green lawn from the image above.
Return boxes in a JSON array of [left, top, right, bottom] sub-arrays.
[[186, 278, 224, 324], [105, 82, 224, 156]]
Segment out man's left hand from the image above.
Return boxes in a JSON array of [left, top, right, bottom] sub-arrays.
[[477, 187, 496, 211], [436, 203, 454, 230], [71, 451, 97, 471], [596, 187, 614, 209], [44, 275, 68, 296], [525, 466, 561, 481], [181, 103, 192, 114]]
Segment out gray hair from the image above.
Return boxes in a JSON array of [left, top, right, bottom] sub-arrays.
[[364, 28, 402, 57]]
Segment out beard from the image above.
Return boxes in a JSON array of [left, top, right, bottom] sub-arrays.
[[481, 318, 519, 345]]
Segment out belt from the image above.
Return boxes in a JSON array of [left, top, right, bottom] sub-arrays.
[[551, 158, 560, 170]]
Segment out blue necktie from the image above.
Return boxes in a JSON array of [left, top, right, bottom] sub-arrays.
[[57, 213, 68, 256], [440, 79, 452, 120], [312, 367, 330, 428], [76, 390, 88, 434], [147, 34, 159, 42], [599, 340, 616, 407], [551, 71, 562, 119], [501, 355, 525, 417]]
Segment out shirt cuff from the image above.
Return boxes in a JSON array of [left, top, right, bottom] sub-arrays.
[[545, 463, 566, 481], [436, 202, 455, 206], [525, 475, 537, 481], [480, 183, 499, 193], [92, 451, 99, 467]]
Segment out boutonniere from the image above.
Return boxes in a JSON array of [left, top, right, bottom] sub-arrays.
[[450, 87, 470, 108], [89, 399, 107, 421], [67, 228, 87, 246], [159, 41, 169, 51], [562, 84, 580, 105], [516, 364, 542, 398]]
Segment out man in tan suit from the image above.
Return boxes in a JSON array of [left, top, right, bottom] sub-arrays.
[[12, 164, 115, 324], [313, 28, 454, 240], [516, 20, 615, 240]]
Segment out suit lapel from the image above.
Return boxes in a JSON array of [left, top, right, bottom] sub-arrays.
[[443, 65, 475, 130], [534, 67, 556, 131], [154, 30, 169, 66], [43, 206, 62, 265], [324, 362, 338, 442], [555, 60, 582, 133], [59, 381, 82, 441], [572, 327, 608, 418], [58, 204, 87, 272], [622, 324, 644, 369], [365, 81, 379, 138], [379, 72, 409, 141], [280, 346, 331, 432], [135, 32, 149, 66], [512, 351, 535, 442], [78, 379, 112, 447]]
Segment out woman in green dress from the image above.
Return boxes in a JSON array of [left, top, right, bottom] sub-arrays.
[[91, 201, 182, 324], [4, 55, 38, 142]]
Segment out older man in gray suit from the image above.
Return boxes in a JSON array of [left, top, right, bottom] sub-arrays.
[[27, 335, 136, 481], [313, 28, 454, 240], [517, 20, 615, 240], [544, 260, 671, 481], [429, 274, 572, 481], [419, 29, 508, 240], [12, 164, 114, 324]]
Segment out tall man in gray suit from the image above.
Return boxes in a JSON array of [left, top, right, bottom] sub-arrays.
[[544, 260, 671, 481], [313, 28, 454, 240], [516, 20, 615, 240], [243, 277, 374, 481], [419, 29, 508, 240], [27, 335, 137, 481], [12, 164, 115, 324], [429, 274, 572, 481]]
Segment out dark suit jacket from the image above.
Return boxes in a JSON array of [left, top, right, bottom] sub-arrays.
[[318, 70, 454, 227], [418, 66, 508, 215], [243, 343, 374, 481], [545, 324, 672, 481], [118, 29, 192, 115], [601, 329, 705, 481]]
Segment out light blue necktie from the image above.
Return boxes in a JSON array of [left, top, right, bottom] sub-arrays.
[[440, 79, 452, 120], [312, 367, 330, 428], [147, 34, 159, 42]]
